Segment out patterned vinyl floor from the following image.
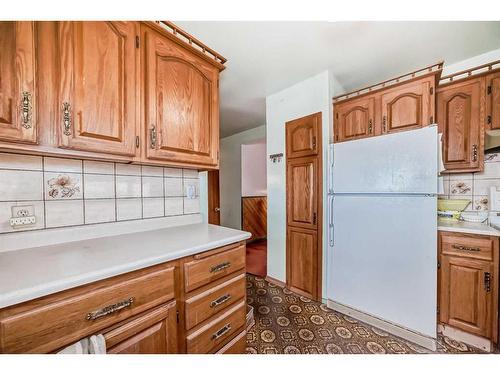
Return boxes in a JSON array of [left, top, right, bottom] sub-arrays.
[[245, 274, 484, 354]]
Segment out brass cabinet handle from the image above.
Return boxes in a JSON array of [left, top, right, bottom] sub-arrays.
[[452, 244, 481, 252], [368, 119, 373, 134], [211, 324, 231, 341], [150, 125, 157, 149], [86, 297, 134, 321], [21, 92, 32, 129], [210, 261, 231, 273], [484, 272, 491, 292], [382, 115, 387, 132], [472, 144, 478, 162], [62, 102, 72, 136], [210, 294, 231, 308]]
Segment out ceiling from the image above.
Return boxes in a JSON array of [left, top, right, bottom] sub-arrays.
[[175, 21, 500, 137]]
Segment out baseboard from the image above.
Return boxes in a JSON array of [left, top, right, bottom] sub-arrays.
[[438, 324, 493, 352], [265, 275, 286, 288], [327, 299, 437, 351]]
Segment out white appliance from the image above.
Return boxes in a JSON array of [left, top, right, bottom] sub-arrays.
[[327, 126, 439, 339]]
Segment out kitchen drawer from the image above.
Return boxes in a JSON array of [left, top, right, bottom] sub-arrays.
[[184, 243, 246, 292], [0, 263, 175, 353], [440, 232, 494, 261], [185, 272, 246, 330], [186, 300, 246, 354], [216, 329, 246, 354]]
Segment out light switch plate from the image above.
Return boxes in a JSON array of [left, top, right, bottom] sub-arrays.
[[10, 205, 36, 228]]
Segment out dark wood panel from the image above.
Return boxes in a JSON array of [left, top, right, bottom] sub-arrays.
[[242, 196, 267, 241], [208, 170, 220, 225]]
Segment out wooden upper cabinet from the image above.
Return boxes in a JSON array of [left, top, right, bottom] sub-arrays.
[[57, 21, 139, 156], [0, 22, 37, 144], [381, 76, 435, 134], [334, 96, 375, 142], [286, 156, 318, 230], [487, 71, 500, 130], [143, 25, 219, 167], [286, 112, 320, 158], [440, 256, 492, 338], [437, 78, 483, 172]]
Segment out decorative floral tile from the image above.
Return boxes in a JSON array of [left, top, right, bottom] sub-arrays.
[[484, 153, 500, 163], [473, 196, 489, 211], [450, 180, 472, 195], [45, 172, 82, 200]]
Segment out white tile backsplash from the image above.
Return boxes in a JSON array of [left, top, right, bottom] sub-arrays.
[[0, 155, 200, 233], [184, 179, 200, 197]]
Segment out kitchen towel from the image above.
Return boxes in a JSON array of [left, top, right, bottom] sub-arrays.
[[438, 133, 445, 174], [89, 334, 107, 354], [57, 338, 89, 354]]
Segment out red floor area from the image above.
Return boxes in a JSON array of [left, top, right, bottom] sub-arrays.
[[246, 239, 267, 277]]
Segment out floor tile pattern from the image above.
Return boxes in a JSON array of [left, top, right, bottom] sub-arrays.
[[245, 275, 484, 354]]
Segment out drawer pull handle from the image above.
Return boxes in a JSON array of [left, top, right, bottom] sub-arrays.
[[21, 91, 32, 129], [210, 261, 231, 273], [86, 297, 135, 321], [210, 294, 231, 308], [452, 244, 481, 252], [212, 324, 231, 341]]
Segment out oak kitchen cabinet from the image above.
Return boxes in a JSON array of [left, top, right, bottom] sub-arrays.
[[0, 21, 225, 170], [437, 77, 484, 172], [438, 231, 499, 342], [286, 112, 320, 158], [333, 64, 440, 143], [486, 71, 500, 130], [0, 21, 37, 144]]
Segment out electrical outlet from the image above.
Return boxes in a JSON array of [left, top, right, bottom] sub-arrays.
[[186, 184, 196, 199], [10, 205, 36, 228]]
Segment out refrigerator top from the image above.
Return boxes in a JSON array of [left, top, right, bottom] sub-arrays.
[[331, 126, 439, 195]]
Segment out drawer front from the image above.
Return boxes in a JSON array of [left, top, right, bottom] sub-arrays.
[[0, 264, 175, 353], [186, 300, 246, 354], [185, 273, 246, 330], [184, 244, 246, 292], [216, 329, 246, 354], [441, 232, 493, 261]]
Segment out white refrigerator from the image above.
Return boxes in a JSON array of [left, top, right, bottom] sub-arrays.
[[327, 126, 438, 338]]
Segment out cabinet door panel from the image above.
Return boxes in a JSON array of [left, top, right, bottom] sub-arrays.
[[437, 78, 482, 172], [286, 157, 318, 230], [0, 21, 36, 144], [487, 72, 500, 130], [334, 96, 375, 142], [58, 21, 139, 156], [440, 256, 491, 338], [286, 112, 320, 158], [144, 27, 219, 167], [286, 226, 318, 299], [381, 77, 433, 134]]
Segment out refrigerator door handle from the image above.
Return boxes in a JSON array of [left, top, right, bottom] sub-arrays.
[[329, 196, 334, 247]]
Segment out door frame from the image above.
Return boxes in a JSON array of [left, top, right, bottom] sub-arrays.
[[285, 112, 323, 301], [207, 170, 220, 225]]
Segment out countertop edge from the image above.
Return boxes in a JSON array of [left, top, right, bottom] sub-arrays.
[[0, 231, 250, 309]]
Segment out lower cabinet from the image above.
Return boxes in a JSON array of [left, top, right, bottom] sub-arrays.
[[438, 231, 498, 342]]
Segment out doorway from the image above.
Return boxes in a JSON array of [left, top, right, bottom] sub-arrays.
[[207, 170, 220, 225], [241, 139, 267, 277], [285, 112, 322, 301]]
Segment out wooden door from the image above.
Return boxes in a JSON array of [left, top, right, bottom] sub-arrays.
[[285, 113, 322, 301], [0, 22, 37, 144], [57, 21, 139, 156], [286, 226, 318, 299], [440, 256, 492, 338], [437, 78, 483, 172], [208, 170, 220, 225], [286, 156, 318, 230], [143, 25, 219, 167], [487, 72, 500, 130], [242, 196, 267, 241], [286, 112, 320, 158], [381, 77, 434, 134], [334, 96, 375, 142], [104, 302, 177, 354]]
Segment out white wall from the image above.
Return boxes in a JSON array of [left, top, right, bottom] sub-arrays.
[[219, 125, 266, 229], [241, 141, 267, 197], [442, 47, 500, 76], [265, 70, 332, 297]]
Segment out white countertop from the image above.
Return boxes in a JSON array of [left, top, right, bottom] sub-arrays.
[[0, 223, 251, 309], [438, 219, 500, 237]]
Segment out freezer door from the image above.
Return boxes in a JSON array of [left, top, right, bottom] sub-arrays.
[[328, 195, 437, 338], [332, 126, 438, 194]]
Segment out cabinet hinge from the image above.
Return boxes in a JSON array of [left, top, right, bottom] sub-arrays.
[[487, 115, 492, 125], [312, 136, 316, 148], [135, 35, 140, 49], [488, 85, 492, 95], [336, 113, 338, 119], [437, 261, 441, 269], [313, 212, 317, 225], [176, 310, 179, 323], [437, 306, 440, 314], [135, 136, 140, 148], [217, 150, 219, 161], [430, 87, 434, 95], [430, 116, 434, 124]]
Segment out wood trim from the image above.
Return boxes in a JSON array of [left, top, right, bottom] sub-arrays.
[[265, 276, 286, 288], [333, 61, 443, 103], [440, 60, 500, 87]]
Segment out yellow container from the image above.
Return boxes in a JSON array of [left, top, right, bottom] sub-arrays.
[[437, 199, 471, 212]]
